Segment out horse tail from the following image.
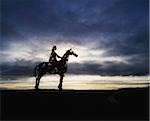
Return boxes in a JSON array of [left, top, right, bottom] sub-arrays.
[[34, 65, 39, 78]]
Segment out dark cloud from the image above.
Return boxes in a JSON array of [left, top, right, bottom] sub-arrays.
[[1, 59, 148, 80], [68, 61, 148, 76], [2, 0, 148, 39], [104, 31, 149, 56], [1, 0, 149, 76], [0, 60, 36, 80]]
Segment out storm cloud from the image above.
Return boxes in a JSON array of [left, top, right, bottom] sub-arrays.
[[1, 0, 149, 79]]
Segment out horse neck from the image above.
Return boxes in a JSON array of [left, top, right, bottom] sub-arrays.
[[63, 52, 69, 58], [61, 53, 69, 62]]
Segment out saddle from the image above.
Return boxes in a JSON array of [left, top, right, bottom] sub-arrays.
[[47, 62, 58, 74]]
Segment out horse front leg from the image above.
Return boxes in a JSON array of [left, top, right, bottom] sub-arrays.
[[58, 74, 64, 91], [35, 77, 40, 90]]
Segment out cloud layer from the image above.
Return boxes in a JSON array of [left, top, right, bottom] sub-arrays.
[[1, 0, 149, 79]]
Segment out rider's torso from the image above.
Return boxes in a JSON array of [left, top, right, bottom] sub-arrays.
[[49, 51, 57, 63]]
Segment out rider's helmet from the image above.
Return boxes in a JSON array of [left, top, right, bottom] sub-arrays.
[[69, 48, 72, 52]]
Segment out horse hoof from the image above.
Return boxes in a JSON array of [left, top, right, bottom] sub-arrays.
[[58, 87, 62, 91], [58, 89, 62, 91], [58, 85, 62, 90], [35, 86, 39, 90]]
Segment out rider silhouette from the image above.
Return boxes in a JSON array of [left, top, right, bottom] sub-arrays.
[[49, 46, 61, 73]]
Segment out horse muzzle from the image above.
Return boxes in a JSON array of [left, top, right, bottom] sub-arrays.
[[73, 53, 78, 57]]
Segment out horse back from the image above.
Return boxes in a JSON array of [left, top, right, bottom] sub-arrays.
[[38, 62, 49, 69]]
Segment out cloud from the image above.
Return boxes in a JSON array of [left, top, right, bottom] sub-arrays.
[[1, 59, 148, 81], [0, 33, 148, 77], [1, 0, 149, 77], [102, 32, 149, 57], [2, 0, 148, 40], [0, 60, 36, 80], [68, 60, 148, 76], [0, 39, 132, 64]]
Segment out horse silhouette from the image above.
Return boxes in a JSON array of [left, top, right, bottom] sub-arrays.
[[34, 49, 78, 90]]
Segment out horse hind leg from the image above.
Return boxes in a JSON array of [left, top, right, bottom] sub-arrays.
[[35, 70, 46, 90], [35, 75, 42, 90], [35, 63, 47, 90]]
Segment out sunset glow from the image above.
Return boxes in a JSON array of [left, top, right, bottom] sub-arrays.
[[0, 75, 149, 90]]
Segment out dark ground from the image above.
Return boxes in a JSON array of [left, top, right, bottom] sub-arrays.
[[1, 87, 149, 120]]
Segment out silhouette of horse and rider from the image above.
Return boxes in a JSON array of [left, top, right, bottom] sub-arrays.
[[34, 46, 78, 90]]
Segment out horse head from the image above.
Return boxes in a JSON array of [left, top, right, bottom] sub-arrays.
[[61, 49, 78, 62], [67, 49, 78, 57]]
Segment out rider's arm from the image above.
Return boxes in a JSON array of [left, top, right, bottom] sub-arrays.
[[56, 54, 61, 58], [53, 51, 61, 58]]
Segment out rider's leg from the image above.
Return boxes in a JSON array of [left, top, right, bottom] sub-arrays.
[[49, 62, 55, 73], [51, 64, 57, 73]]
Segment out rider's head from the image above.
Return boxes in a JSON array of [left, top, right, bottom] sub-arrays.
[[69, 48, 72, 52], [52, 46, 57, 51]]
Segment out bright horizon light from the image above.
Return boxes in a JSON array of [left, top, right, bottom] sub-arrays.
[[0, 75, 149, 90]]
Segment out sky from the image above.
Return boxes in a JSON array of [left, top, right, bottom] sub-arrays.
[[0, 0, 149, 81]]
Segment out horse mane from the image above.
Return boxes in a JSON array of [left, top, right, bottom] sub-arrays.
[[62, 50, 70, 59]]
